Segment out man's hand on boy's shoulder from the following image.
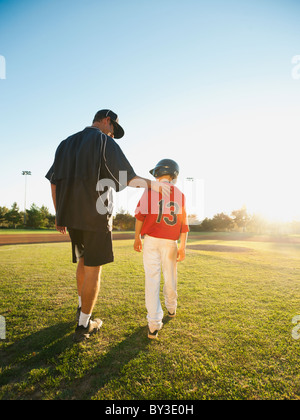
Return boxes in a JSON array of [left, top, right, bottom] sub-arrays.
[[128, 177, 171, 198], [151, 180, 172, 198]]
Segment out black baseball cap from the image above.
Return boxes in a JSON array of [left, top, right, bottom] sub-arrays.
[[93, 109, 125, 139]]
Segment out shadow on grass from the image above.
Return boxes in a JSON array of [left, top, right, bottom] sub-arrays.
[[68, 315, 172, 400], [0, 316, 172, 400], [0, 322, 74, 398]]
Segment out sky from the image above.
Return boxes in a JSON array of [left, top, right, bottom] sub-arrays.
[[0, 0, 300, 222]]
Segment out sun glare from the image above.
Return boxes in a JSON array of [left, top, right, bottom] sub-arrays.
[[248, 199, 299, 224]]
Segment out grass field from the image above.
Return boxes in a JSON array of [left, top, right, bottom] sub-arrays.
[[1, 235, 300, 400]]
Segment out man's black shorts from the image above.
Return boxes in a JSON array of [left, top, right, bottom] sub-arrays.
[[68, 228, 114, 267]]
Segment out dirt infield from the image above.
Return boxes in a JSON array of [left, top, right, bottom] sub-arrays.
[[0, 234, 251, 252], [191, 234, 300, 244], [0, 232, 299, 247], [187, 244, 252, 253], [0, 233, 135, 246]]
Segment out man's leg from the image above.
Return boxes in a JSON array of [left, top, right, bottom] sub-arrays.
[[73, 263, 103, 342], [76, 257, 85, 308], [77, 258, 102, 314], [69, 229, 105, 342], [80, 265, 102, 316]]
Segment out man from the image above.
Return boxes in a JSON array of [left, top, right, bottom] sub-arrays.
[[46, 109, 169, 343]]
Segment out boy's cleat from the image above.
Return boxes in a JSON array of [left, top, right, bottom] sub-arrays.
[[73, 318, 103, 343], [148, 323, 163, 339], [148, 329, 159, 339], [168, 310, 176, 318]]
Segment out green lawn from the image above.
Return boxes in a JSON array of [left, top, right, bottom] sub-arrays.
[[0, 236, 300, 400]]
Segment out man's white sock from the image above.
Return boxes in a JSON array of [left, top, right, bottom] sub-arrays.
[[79, 312, 91, 328], [78, 296, 82, 308]]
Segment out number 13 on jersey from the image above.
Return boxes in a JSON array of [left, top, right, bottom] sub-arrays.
[[156, 200, 180, 226]]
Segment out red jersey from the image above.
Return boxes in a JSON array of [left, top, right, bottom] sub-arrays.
[[135, 183, 189, 240]]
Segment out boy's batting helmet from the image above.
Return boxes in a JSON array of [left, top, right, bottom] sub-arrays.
[[149, 159, 180, 178]]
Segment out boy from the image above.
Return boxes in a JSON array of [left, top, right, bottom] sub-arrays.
[[134, 159, 189, 339]]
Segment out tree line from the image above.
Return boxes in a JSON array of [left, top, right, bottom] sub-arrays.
[[1, 203, 299, 234], [189, 207, 300, 235], [0, 203, 56, 229], [109, 206, 300, 234], [0, 203, 137, 231]]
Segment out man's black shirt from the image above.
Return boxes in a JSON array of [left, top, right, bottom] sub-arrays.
[[46, 127, 136, 232]]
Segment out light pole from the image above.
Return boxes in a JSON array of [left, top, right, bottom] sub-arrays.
[[184, 176, 205, 224], [22, 171, 31, 225]]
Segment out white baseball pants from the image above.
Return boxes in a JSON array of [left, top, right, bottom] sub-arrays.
[[143, 235, 178, 331]]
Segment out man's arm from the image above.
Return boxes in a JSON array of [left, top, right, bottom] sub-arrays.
[[51, 183, 57, 210], [128, 176, 150, 189], [50, 183, 66, 234], [128, 176, 170, 197]]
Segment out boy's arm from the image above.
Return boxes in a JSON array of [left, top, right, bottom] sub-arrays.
[[177, 197, 189, 262], [177, 232, 188, 262], [134, 219, 144, 252]]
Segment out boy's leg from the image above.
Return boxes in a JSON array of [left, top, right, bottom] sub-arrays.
[[161, 239, 178, 315], [143, 236, 164, 331]]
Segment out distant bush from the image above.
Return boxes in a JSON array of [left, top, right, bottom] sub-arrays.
[[0, 203, 55, 229]]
